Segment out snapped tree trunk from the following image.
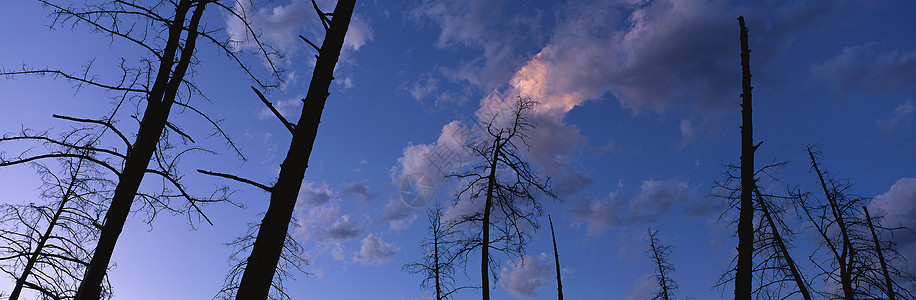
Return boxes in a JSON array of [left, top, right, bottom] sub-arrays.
[[863, 206, 896, 300], [233, 1, 355, 299], [549, 215, 563, 300], [735, 16, 756, 300], [76, 2, 204, 299]]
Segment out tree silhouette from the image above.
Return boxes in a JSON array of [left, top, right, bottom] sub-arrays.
[[404, 205, 470, 300], [0, 1, 281, 298], [198, 0, 357, 298], [445, 95, 557, 300], [796, 145, 916, 299], [1, 156, 111, 300], [549, 215, 564, 300], [647, 228, 677, 300], [735, 16, 758, 300]]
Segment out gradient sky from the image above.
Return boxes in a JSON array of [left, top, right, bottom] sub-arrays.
[[1, 0, 915, 299]]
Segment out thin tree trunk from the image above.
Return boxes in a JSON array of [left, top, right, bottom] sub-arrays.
[[549, 215, 563, 300], [807, 148, 854, 300], [736, 16, 756, 300], [9, 159, 85, 300], [480, 135, 501, 300], [863, 206, 896, 300], [76, 2, 203, 299], [434, 221, 442, 300], [233, 1, 355, 299], [755, 188, 811, 300]]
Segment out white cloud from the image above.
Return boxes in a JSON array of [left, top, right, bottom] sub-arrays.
[[226, 0, 312, 53], [870, 177, 916, 274], [624, 274, 657, 300], [499, 253, 553, 299], [225, 0, 373, 72], [354, 233, 399, 265], [344, 14, 374, 51]]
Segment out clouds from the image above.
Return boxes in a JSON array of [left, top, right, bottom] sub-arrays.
[[499, 253, 554, 299], [354, 233, 399, 265], [624, 274, 657, 300], [812, 43, 916, 93], [325, 214, 366, 240], [293, 180, 378, 243], [570, 178, 701, 236], [225, 0, 373, 71], [869, 178, 916, 273], [340, 179, 377, 204]]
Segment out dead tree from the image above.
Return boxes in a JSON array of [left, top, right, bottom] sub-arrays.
[[445, 96, 558, 300], [798, 146, 865, 300], [1, 156, 111, 300], [796, 145, 915, 299], [549, 215, 563, 300], [404, 205, 470, 300], [198, 1, 357, 299], [0, 1, 283, 299], [647, 228, 677, 300], [735, 16, 758, 300]]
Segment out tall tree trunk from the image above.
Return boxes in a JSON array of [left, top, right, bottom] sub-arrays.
[[233, 1, 355, 299], [549, 215, 563, 300], [76, 2, 203, 299], [863, 206, 896, 300], [735, 16, 756, 300], [10, 159, 85, 300], [807, 148, 854, 300], [755, 188, 811, 300], [480, 135, 502, 300]]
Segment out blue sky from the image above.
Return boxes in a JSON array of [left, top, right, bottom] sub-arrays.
[[1, 0, 915, 299]]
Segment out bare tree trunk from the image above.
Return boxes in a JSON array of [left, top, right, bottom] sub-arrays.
[[76, 2, 203, 299], [755, 188, 811, 300], [736, 16, 756, 300], [549, 215, 564, 300], [863, 206, 896, 300], [234, 1, 355, 299], [481, 136, 501, 300]]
